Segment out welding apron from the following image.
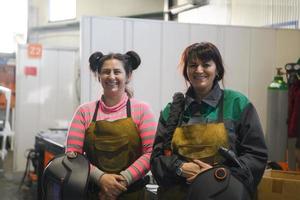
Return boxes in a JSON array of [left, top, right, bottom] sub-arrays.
[[158, 97, 229, 200], [84, 100, 146, 200]]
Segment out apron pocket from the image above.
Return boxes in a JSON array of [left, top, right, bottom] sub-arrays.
[[94, 135, 129, 172], [177, 144, 217, 164]]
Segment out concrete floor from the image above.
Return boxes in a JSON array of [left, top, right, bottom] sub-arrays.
[[0, 151, 37, 200]]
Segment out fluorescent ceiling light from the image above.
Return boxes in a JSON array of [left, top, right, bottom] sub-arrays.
[[169, 0, 209, 15], [170, 3, 195, 15]]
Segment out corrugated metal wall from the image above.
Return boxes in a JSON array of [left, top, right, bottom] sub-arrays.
[[179, 0, 300, 29], [270, 0, 300, 29]]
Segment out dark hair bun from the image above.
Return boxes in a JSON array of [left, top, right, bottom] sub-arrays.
[[126, 51, 141, 70], [89, 52, 103, 72]]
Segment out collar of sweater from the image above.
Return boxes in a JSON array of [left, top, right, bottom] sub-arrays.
[[99, 93, 128, 113]]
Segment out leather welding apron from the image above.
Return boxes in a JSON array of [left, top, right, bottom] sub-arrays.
[[84, 100, 145, 200], [158, 97, 229, 200]]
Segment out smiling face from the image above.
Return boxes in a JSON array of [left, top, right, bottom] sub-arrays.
[[181, 42, 225, 99], [187, 59, 217, 96], [99, 59, 131, 97]]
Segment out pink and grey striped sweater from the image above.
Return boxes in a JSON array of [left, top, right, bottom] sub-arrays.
[[66, 94, 157, 186]]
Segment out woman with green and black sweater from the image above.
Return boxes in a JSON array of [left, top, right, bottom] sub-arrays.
[[150, 42, 268, 200]]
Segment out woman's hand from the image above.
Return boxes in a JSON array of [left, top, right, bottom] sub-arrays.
[[180, 162, 201, 180], [118, 179, 128, 188], [186, 159, 212, 183], [98, 173, 127, 199], [181, 160, 212, 183]]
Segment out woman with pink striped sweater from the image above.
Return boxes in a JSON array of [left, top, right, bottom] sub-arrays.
[[66, 51, 157, 200]]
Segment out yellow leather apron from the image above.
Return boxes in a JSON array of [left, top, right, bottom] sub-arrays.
[[158, 96, 229, 200], [84, 100, 145, 200]]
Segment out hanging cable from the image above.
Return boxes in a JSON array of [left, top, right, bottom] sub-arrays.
[[18, 149, 38, 191]]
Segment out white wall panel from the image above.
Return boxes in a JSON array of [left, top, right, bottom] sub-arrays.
[[15, 46, 78, 171], [125, 21, 134, 51], [190, 24, 221, 48], [15, 46, 40, 172], [91, 18, 125, 53], [37, 50, 79, 130], [222, 26, 251, 96], [161, 22, 189, 107], [56, 50, 78, 127], [249, 29, 276, 132], [132, 20, 162, 118], [39, 51, 59, 130], [80, 17, 92, 104]]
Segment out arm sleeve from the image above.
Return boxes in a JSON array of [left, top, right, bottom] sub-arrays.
[[150, 114, 185, 186], [66, 106, 87, 153], [120, 103, 157, 186], [232, 103, 268, 193], [151, 93, 187, 186], [66, 106, 105, 185]]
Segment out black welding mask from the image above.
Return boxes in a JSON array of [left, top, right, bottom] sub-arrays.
[[187, 166, 251, 200], [42, 152, 90, 200]]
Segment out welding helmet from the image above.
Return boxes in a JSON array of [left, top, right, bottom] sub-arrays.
[[187, 166, 251, 200], [42, 152, 90, 200]]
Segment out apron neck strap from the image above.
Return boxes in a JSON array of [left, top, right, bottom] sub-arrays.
[[92, 99, 132, 122], [217, 92, 224, 122], [126, 99, 131, 118], [92, 101, 100, 122]]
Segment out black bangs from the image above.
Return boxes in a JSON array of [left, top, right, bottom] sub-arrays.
[[181, 42, 224, 82], [188, 46, 216, 64]]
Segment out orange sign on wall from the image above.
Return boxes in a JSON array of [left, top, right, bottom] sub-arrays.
[[28, 43, 43, 59]]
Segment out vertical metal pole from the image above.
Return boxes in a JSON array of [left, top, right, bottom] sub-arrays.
[[164, 0, 170, 21]]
